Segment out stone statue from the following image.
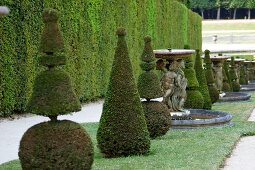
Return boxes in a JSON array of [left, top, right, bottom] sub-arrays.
[[171, 59, 187, 112], [212, 62, 223, 93], [160, 59, 187, 112]]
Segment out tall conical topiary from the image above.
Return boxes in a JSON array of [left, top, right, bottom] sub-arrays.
[[204, 50, 219, 103], [223, 61, 233, 92], [19, 9, 94, 170], [97, 28, 150, 157], [239, 63, 248, 85], [229, 57, 240, 92], [138, 36, 170, 139], [194, 49, 212, 110], [183, 45, 204, 109]]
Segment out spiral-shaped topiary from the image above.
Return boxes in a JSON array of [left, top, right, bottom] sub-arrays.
[[97, 28, 150, 157], [223, 61, 233, 92], [21, 8, 94, 170], [26, 8, 81, 119], [19, 120, 94, 170], [204, 50, 219, 103], [183, 46, 204, 109], [138, 36, 162, 100]]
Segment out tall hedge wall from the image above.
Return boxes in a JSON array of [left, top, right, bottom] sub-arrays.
[[0, 0, 201, 116]]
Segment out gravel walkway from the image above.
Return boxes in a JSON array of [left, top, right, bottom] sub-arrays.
[[0, 100, 103, 164]]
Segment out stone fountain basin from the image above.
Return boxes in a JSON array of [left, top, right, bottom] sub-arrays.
[[241, 84, 255, 92], [171, 109, 232, 128], [218, 92, 251, 102]]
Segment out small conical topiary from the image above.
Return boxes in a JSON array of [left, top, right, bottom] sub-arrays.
[[222, 61, 232, 92], [194, 49, 212, 110], [97, 28, 150, 157], [223, 61, 233, 92], [138, 36, 163, 100], [183, 45, 204, 109], [229, 57, 240, 92], [138, 36, 170, 139], [20, 9, 94, 170], [204, 50, 219, 103], [239, 63, 248, 85]]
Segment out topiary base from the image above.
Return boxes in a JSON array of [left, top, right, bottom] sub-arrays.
[[208, 85, 219, 103], [142, 101, 171, 139], [19, 120, 94, 170], [184, 90, 204, 109]]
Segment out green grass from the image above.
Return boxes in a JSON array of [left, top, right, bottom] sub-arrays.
[[1, 93, 255, 170], [203, 21, 255, 31]]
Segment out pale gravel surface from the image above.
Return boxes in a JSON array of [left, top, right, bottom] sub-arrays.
[[0, 100, 103, 164], [222, 108, 255, 170]]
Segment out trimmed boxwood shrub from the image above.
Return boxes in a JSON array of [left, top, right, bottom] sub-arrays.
[[184, 46, 204, 109], [239, 63, 248, 85], [0, 1, 202, 116], [138, 36, 170, 138], [138, 36, 162, 100], [194, 49, 212, 110], [19, 120, 94, 170], [223, 61, 233, 92], [142, 101, 171, 139], [97, 28, 150, 157], [19, 9, 94, 170], [229, 57, 240, 92], [204, 50, 219, 103]]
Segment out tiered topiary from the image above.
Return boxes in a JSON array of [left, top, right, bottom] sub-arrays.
[[97, 28, 150, 157], [204, 50, 219, 103], [183, 45, 204, 109], [19, 9, 94, 170], [222, 61, 232, 92], [138, 36, 170, 139], [229, 57, 240, 92], [239, 62, 248, 85], [194, 49, 212, 110]]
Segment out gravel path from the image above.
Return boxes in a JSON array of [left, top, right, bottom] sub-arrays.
[[222, 108, 255, 170], [0, 100, 103, 164]]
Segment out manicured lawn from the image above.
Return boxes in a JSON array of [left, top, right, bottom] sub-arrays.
[[1, 93, 255, 170], [203, 20, 255, 31]]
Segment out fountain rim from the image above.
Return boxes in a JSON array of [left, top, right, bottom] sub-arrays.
[[171, 109, 233, 127], [154, 49, 195, 60]]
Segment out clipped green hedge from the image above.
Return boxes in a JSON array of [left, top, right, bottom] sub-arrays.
[[0, 0, 201, 116]]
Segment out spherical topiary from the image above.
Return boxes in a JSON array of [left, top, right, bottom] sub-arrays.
[[138, 35, 162, 100], [204, 50, 219, 103], [142, 101, 171, 139], [97, 28, 150, 157], [19, 120, 94, 170], [183, 46, 204, 109], [194, 49, 212, 109]]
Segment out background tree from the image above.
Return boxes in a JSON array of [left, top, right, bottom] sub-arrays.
[[190, 0, 216, 19], [216, 0, 229, 19], [229, 0, 245, 19], [244, 0, 255, 19]]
